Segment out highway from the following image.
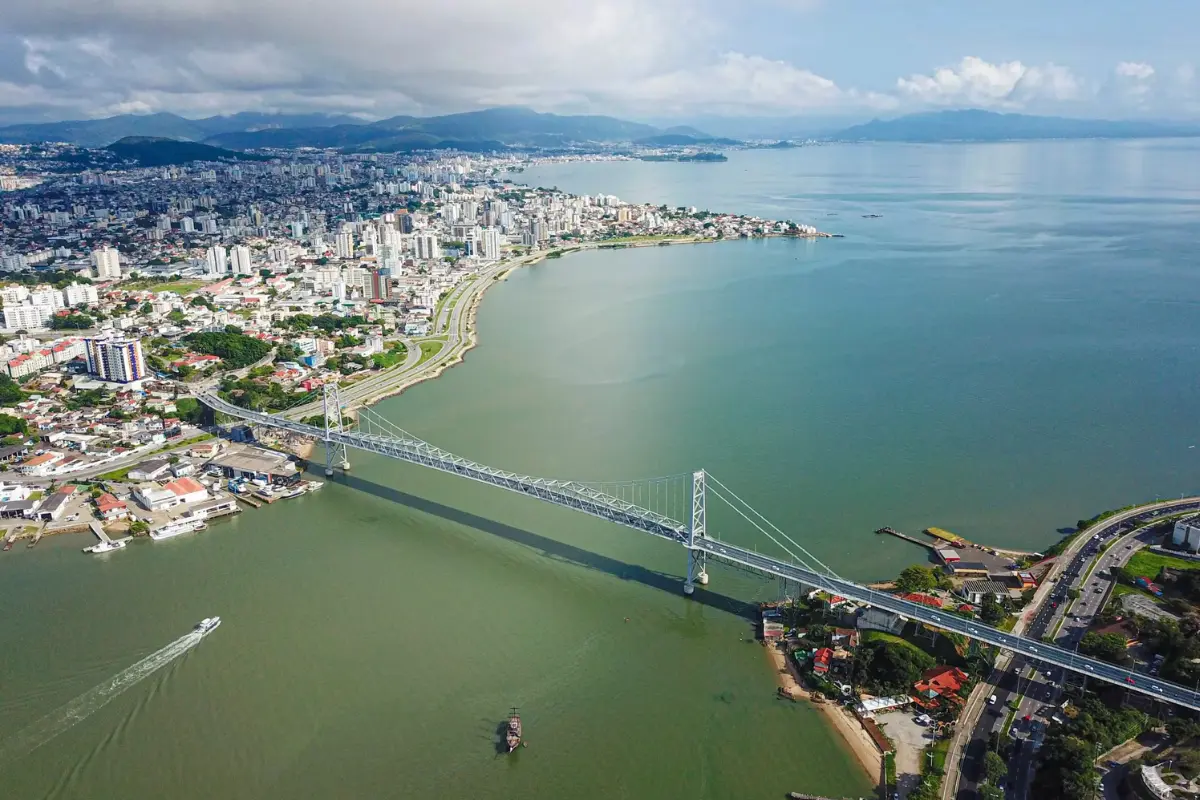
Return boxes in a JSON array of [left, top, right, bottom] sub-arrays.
[[283, 256, 519, 419], [950, 500, 1200, 799]]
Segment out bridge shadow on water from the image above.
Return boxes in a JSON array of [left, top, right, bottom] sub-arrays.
[[328, 471, 757, 619]]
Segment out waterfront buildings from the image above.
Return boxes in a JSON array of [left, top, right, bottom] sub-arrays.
[[1172, 518, 1200, 552]]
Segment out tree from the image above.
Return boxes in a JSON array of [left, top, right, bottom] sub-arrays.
[[182, 331, 271, 369], [981, 594, 1007, 625], [983, 750, 1007, 784], [129, 520, 149, 535], [978, 785, 1004, 800], [1078, 632, 1129, 664], [0, 374, 24, 404], [1169, 717, 1200, 745], [895, 565, 939, 594], [0, 413, 27, 436], [49, 313, 94, 329]]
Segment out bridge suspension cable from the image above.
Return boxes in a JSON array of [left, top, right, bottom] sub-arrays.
[[706, 472, 842, 580]]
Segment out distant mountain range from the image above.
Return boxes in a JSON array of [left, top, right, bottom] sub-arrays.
[[831, 109, 1200, 142], [0, 112, 364, 148], [4, 106, 1199, 154], [0, 107, 726, 152], [106, 136, 271, 167]]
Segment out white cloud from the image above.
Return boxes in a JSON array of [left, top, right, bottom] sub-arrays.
[[608, 53, 891, 116], [896, 56, 1080, 109], [0, 1, 1193, 122], [1115, 61, 1155, 80]]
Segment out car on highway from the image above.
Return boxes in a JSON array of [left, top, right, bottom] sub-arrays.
[[1126, 677, 1136, 685]]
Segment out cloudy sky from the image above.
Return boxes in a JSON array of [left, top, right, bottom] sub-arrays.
[[0, 0, 1196, 124]]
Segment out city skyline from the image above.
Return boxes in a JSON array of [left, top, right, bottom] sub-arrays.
[[0, 0, 1196, 125]]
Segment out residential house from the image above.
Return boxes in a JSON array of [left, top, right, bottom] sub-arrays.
[[812, 647, 833, 676], [96, 493, 129, 521], [127, 458, 172, 481], [959, 580, 1012, 605], [34, 485, 76, 521], [18, 451, 64, 476], [914, 666, 970, 708]]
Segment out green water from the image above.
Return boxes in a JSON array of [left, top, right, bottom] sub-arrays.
[[4, 140, 1200, 799]]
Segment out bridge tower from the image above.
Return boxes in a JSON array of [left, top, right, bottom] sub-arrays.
[[684, 469, 709, 595], [322, 383, 350, 476]]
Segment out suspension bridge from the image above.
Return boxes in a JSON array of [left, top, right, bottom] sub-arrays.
[[199, 386, 1200, 711]]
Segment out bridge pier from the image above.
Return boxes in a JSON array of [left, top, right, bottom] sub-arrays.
[[684, 549, 706, 595]]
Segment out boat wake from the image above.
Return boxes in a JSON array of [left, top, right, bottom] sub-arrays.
[[0, 631, 203, 766]]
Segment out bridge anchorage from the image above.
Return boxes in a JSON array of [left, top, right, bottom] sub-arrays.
[[195, 384, 1200, 712]]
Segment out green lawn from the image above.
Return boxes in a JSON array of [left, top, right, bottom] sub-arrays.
[[931, 738, 951, 774], [416, 340, 444, 367], [1126, 550, 1200, 578], [121, 279, 206, 294], [862, 626, 967, 666]]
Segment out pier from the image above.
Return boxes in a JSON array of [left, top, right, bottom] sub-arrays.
[[875, 526, 935, 551], [89, 521, 113, 545]]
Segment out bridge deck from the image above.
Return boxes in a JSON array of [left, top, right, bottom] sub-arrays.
[[199, 392, 1200, 711]]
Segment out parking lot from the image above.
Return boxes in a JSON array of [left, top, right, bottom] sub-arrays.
[[879, 711, 938, 799]]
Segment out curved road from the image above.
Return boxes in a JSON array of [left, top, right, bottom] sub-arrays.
[[945, 497, 1200, 800]]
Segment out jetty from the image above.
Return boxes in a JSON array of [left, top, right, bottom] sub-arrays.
[[234, 494, 263, 509], [875, 527, 935, 551]]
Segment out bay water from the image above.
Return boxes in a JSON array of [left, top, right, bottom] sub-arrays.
[[3, 140, 1200, 799]]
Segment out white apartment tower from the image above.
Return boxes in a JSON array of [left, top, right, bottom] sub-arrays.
[[205, 245, 228, 275], [92, 246, 122, 279], [230, 245, 253, 275], [335, 232, 355, 259], [480, 228, 503, 260], [85, 338, 146, 383], [63, 282, 99, 307], [414, 234, 441, 260]]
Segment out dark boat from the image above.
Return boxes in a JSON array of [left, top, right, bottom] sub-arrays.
[[505, 707, 522, 753]]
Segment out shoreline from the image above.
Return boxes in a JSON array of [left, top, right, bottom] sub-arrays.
[[765, 642, 883, 784], [336, 233, 831, 414]]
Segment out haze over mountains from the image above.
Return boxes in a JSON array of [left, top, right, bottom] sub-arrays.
[[3, 107, 1199, 153]]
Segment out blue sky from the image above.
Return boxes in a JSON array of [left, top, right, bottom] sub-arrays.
[[0, 0, 1195, 123]]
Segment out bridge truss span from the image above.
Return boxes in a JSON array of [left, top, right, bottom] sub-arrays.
[[199, 391, 690, 544], [197, 388, 1200, 712]]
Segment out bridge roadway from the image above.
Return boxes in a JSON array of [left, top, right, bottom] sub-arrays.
[[199, 393, 688, 544], [199, 391, 1200, 712], [694, 537, 1200, 711]]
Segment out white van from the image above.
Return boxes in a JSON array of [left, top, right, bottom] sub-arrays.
[[988, 694, 997, 705]]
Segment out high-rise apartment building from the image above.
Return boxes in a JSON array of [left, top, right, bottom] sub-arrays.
[[205, 245, 228, 275], [414, 234, 440, 260], [480, 227, 503, 260], [92, 246, 122, 279], [85, 338, 146, 383], [63, 283, 99, 307], [335, 232, 354, 259], [368, 269, 392, 301], [230, 245, 252, 275]]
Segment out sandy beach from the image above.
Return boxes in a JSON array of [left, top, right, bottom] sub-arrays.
[[765, 642, 883, 784]]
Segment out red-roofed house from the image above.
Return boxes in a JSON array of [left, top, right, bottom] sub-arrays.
[[914, 666, 970, 706], [901, 593, 944, 608], [163, 477, 208, 504], [96, 493, 129, 521], [813, 647, 833, 676]]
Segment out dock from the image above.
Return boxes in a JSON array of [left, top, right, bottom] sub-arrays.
[[234, 494, 263, 509], [89, 521, 113, 545], [26, 527, 44, 548], [875, 527, 935, 551]]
